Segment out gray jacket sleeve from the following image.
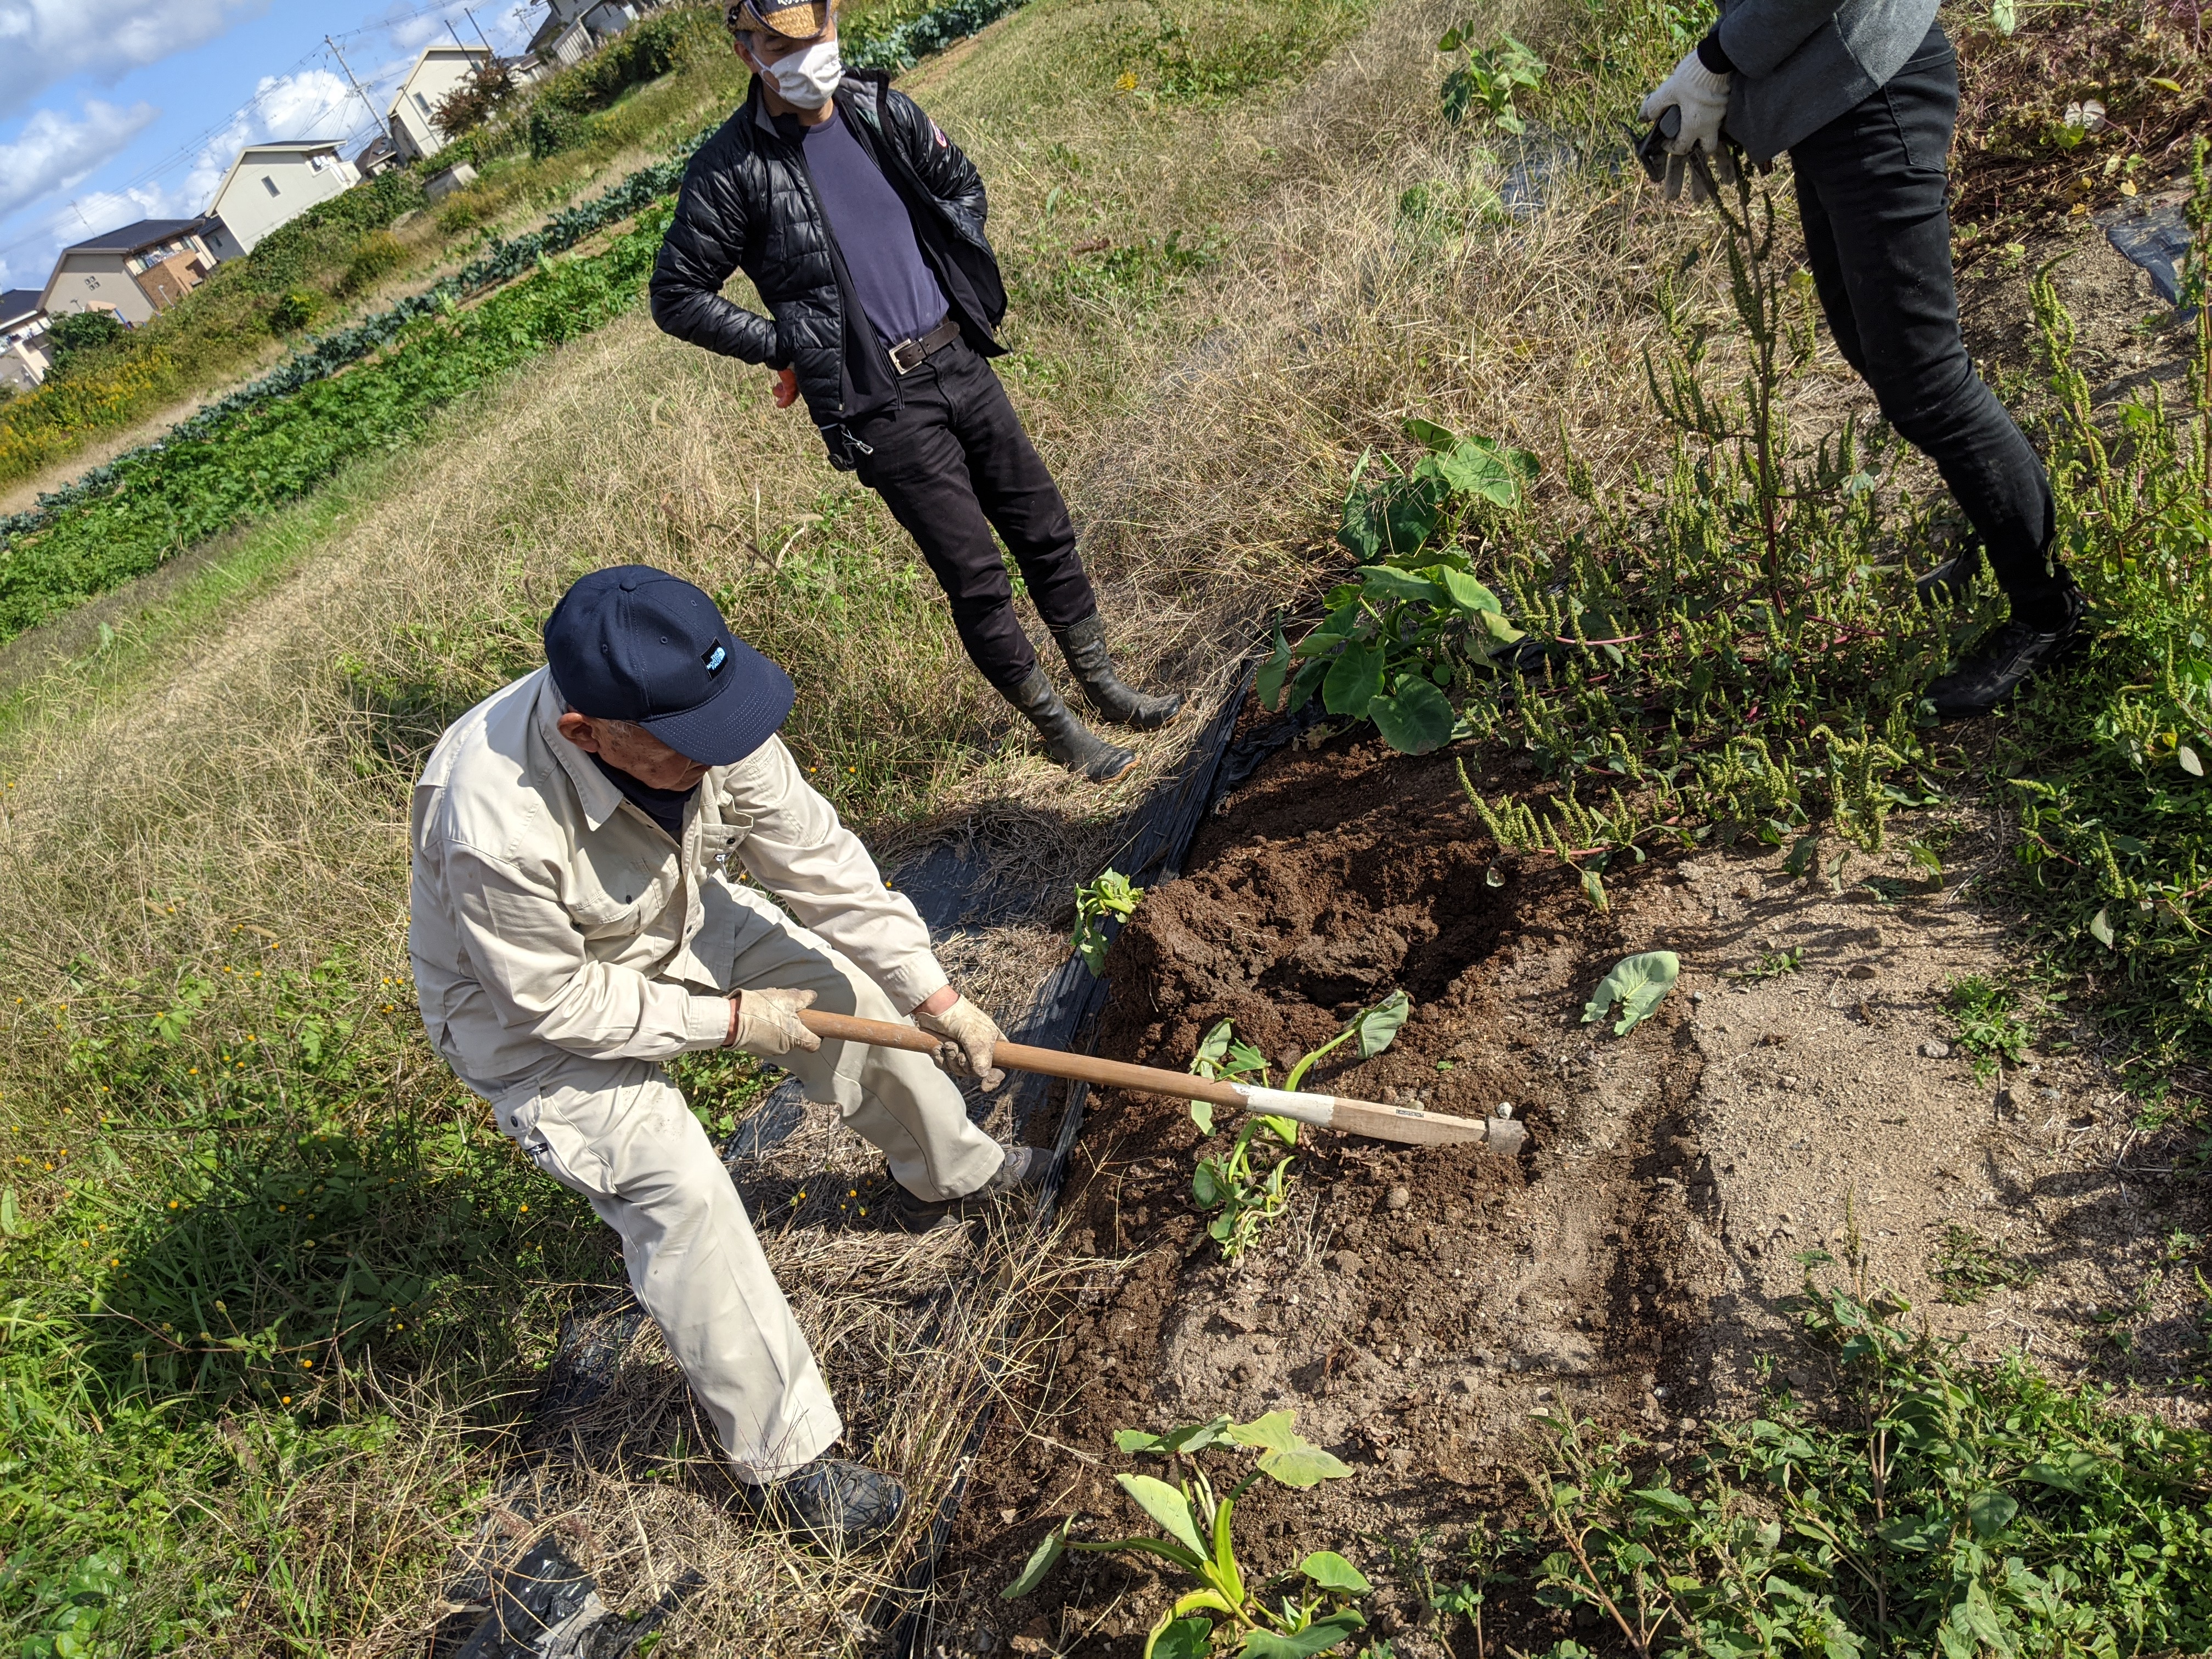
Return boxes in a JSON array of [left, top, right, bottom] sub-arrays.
[[1715, 0, 1848, 78]]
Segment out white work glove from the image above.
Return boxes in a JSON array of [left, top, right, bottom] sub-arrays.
[[727, 988, 822, 1057], [915, 995, 1007, 1092], [1641, 49, 1736, 202]]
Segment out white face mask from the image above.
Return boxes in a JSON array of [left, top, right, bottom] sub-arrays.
[[751, 38, 843, 108]]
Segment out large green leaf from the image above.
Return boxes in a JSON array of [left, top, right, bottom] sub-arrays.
[[1001, 1526, 1066, 1599], [1115, 1419, 1235, 1459], [1966, 1489, 2019, 1540], [1351, 989, 1410, 1058], [1581, 951, 1679, 1036], [1355, 565, 1446, 607], [1298, 1551, 1372, 1594], [1241, 1611, 1367, 1658], [1369, 678, 1455, 754], [1403, 415, 1459, 452], [1429, 566, 1504, 614], [1256, 622, 1291, 712], [1380, 477, 1444, 557], [1284, 656, 1329, 714], [1323, 642, 1385, 718], [1117, 1474, 1206, 1555], [1228, 1412, 1355, 1488], [1149, 1616, 1214, 1659], [1436, 436, 1538, 508]]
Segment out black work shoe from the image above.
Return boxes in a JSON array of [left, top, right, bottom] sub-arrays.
[[734, 1457, 907, 1551], [891, 1144, 1053, 1232], [1007, 668, 1137, 782], [1914, 552, 1980, 608], [1925, 588, 2087, 720], [1054, 613, 1186, 730]]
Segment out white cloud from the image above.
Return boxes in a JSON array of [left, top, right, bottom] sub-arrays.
[[0, 99, 156, 221], [183, 69, 363, 211], [0, 0, 273, 123]]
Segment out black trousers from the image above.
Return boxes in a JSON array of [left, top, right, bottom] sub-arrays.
[[850, 338, 1098, 692], [1790, 22, 2069, 623]]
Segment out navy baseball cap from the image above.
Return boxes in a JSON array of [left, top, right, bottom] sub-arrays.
[[544, 566, 794, 766]]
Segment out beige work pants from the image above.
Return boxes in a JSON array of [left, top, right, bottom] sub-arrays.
[[473, 906, 1002, 1479]]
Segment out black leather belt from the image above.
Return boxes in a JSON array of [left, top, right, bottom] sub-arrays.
[[887, 315, 962, 375]]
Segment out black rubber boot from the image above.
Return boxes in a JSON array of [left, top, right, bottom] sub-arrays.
[[1008, 668, 1137, 782], [1925, 586, 2086, 719], [1914, 551, 1982, 608], [1053, 613, 1185, 730], [735, 1457, 907, 1551], [893, 1144, 1053, 1232]]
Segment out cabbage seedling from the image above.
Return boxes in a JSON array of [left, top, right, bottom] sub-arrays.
[[1002, 1410, 1367, 1658]]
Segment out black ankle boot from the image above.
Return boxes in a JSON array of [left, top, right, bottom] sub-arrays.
[[1052, 613, 1185, 730], [1008, 669, 1137, 782]]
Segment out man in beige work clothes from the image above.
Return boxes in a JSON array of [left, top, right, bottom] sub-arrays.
[[409, 565, 1043, 1549]]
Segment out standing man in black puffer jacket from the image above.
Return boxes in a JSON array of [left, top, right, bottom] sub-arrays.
[[650, 0, 1183, 782], [1640, 0, 2086, 717]]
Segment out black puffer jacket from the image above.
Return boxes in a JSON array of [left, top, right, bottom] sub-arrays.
[[650, 71, 1009, 462]]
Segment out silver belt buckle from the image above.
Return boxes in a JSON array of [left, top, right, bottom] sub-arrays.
[[890, 336, 923, 374]]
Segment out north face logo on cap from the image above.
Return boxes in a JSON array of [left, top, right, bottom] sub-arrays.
[[703, 643, 729, 675]]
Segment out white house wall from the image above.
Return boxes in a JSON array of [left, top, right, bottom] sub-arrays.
[[44, 255, 156, 325], [209, 150, 360, 255]]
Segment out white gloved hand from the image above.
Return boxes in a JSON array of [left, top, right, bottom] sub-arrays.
[[915, 995, 1007, 1092], [727, 988, 822, 1056], [1641, 48, 1731, 159]]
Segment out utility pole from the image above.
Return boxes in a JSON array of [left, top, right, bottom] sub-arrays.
[[326, 36, 390, 145], [447, 19, 473, 54], [463, 7, 496, 53]]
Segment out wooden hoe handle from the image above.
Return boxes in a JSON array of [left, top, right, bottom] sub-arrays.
[[795, 1010, 1526, 1153]]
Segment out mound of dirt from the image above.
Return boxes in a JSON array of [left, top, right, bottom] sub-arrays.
[[930, 709, 2208, 1658], [941, 724, 1716, 1653]]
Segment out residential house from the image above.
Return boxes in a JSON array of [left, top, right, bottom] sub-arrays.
[[1, 289, 52, 392], [386, 43, 494, 163], [526, 0, 644, 74], [353, 134, 403, 177], [39, 219, 218, 326], [200, 139, 361, 259]]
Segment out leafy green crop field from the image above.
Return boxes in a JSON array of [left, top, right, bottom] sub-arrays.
[[0, 212, 669, 644]]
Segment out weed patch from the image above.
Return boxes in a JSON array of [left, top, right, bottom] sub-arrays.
[[1932, 1224, 2041, 1305], [1524, 1270, 2212, 1658]]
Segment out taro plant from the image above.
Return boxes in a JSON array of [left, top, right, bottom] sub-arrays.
[[1259, 423, 1539, 756], [1003, 1410, 1369, 1657], [1074, 868, 1145, 978], [1437, 27, 1547, 133], [1187, 994, 1410, 1260]]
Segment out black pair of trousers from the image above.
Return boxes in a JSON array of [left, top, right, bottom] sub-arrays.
[[1789, 22, 2069, 623], [850, 337, 1098, 692]]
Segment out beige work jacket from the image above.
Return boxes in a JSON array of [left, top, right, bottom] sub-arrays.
[[408, 668, 947, 1087]]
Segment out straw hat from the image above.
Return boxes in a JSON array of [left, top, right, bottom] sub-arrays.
[[726, 0, 834, 40]]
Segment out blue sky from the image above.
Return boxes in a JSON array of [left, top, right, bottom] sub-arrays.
[[0, 1, 548, 293]]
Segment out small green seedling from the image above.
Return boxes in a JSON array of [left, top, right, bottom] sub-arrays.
[[1931, 1224, 2039, 1305], [1003, 1410, 1367, 1658], [1733, 945, 1803, 980], [1436, 28, 1546, 133], [1582, 952, 1679, 1036], [1945, 974, 2039, 1081], [1074, 868, 1145, 977], [1188, 994, 1410, 1260]]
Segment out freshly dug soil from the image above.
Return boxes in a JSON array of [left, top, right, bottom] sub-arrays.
[[929, 708, 2210, 1659], [939, 718, 1722, 1655]]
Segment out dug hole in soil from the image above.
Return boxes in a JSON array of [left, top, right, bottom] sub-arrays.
[[935, 703, 2208, 1658]]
